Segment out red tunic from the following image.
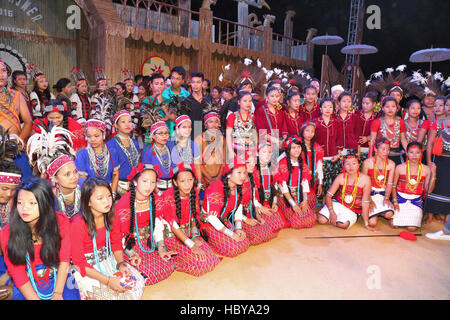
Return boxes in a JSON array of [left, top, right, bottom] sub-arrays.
[[367, 168, 391, 189], [335, 112, 359, 151], [354, 110, 378, 148], [283, 110, 302, 136], [158, 187, 201, 228], [254, 104, 288, 137], [298, 102, 320, 123], [0, 212, 71, 288], [370, 117, 407, 149], [70, 213, 123, 277], [202, 180, 240, 222], [397, 174, 426, 196], [314, 116, 338, 157], [334, 184, 364, 214], [252, 165, 274, 206]]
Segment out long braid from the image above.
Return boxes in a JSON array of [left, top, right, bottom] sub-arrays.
[[189, 187, 204, 241], [256, 160, 275, 207], [174, 184, 182, 223], [219, 174, 230, 223], [247, 172, 255, 218], [147, 193, 156, 249], [62, 115, 69, 130], [125, 183, 137, 250], [286, 143, 304, 202]]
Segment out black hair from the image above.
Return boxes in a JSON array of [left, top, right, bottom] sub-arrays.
[[32, 80, 51, 104], [303, 84, 317, 94], [434, 96, 446, 105], [219, 169, 243, 225], [237, 90, 252, 101], [212, 86, 222, 94], [363, 91, 378, 103], [172, 169, 206, 240], [134, 74, 143, 83], [267, 80, 281, 88], [0, 160, 22, 177], [406, 141, 423, 152], [300, 123, 317, 186], [11, 70, 27, 89], [190, 71, 205, 81], [170, 66, 186, 79], [285, 139, 305, 201], [52, 78, 71, 93], [337, 91, 353, 102], [265, 85, 280, 96], [238, 79, 253, 92], [126, 169, 157, 250], [406, 99, 427, 120], [286, 90, 301, 102], [319, 97, 335, 110], [309, 78, 320, 84], [115, 82, 126, 91], [381, 96, 398, 107], [44, 99, 70, 130], [150, 73, 165, 83], [80, 177, 115, 239], [222, 86, 234, 95], [7, 177, 61, 267]]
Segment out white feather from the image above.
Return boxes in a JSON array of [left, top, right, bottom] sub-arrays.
[[373, 71, 383, 78], [256, 58, 262, 68], [224, 64, 231, 70], [444, 76, 450, 87], [265, 70, 274, 80], [434, 72, 443, 82], [244, 58, 252, 66], [385, 67, 394, 74], [396, 64, 407, 72], [218, 73, 223, 82], [365, 80, 371, 87], [273, 68, 282, 75]]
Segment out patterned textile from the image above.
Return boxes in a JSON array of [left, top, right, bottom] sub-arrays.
[[164, 236, 220, 277], [73, 255, 145, 300], [242, 216, 277, 245], [277, 198, 316, 229], [201, 222, 250, 258], [392, 192, 423, 228]]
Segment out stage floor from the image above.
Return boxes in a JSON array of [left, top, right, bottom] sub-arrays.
[[142, 218, 450, 300]]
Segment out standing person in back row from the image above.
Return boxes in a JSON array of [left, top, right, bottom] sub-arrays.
[[185, 71, 212, 139]]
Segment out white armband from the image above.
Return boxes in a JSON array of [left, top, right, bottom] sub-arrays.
[[288, 198, 297, 207], [317, 160, 324, 184], [280, 181, 289, 194], [302, 179, 310, 193], [224, 228, 234, 238], [184, 238, 195, 249], [235, 221, 242, 230], [153, 218, 165, 243]]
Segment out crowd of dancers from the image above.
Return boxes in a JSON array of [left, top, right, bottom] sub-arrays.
[[0, 57, 448, 300]]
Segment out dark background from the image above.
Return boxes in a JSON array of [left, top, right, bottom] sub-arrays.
[[191, 0, 450, 79]]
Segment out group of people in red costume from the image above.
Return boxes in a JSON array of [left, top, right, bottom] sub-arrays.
[[0, 58, 448, 300]]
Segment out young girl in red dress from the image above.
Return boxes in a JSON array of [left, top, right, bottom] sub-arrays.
[[318, 154, 375, 231], [240, 152, 278, 245], [200, 158, 251, 257], [276, 136, 315, 229], [1, 177, 80, 300], [70, 177, 145, 300], [284, 91, 303, 136], [361, 138, 396, 227], [355, 91, 378, 160], [300, 121, 324, 212], [298, 85, 320, 122], [314, 98, 340, 198], [391, 142, 435, 231], [370, 96, 408, 165], [114, 164, 177, 285], [159, 163, 221, 277], [335, 91, 359, 156]]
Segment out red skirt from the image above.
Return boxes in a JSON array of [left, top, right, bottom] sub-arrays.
[[277, 198, 316, 229], [242, 218, 277, 246], [261, 202, 290, 234], [164, 236, 221, 277], [201, 222, 250, 257], [125, 242, 176, 286]]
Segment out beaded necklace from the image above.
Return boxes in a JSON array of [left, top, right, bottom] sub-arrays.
[[56, 185, 81, 219], [133, 195, 155, 253], [288, 159, 302, 204], [341, 172, 360, 208], [220, 186, 239, 230], [0, 203, 10, 227], [406, 160, 423, 192], [373, 157, 388, 188], [154, 144, 172, 173], [25, 252, 57, 300], [87, 144, 110, 178], [259, 164, 271, 201], [114, 135, 139, 169], [92, 222, 118, 276], [175, 138, 193, 164]]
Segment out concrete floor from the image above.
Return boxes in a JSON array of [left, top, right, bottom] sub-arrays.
[[142, 219, 450, 300]]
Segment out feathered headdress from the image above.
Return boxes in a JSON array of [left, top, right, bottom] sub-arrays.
[[220, 58, 266, 89], [94, 66, 106, 83], [89, 94, 115, 133], [122, 68, 133, 83], [27, 64, 45, 82], [165, 95, 191, 118], [70, 67, 87, 86], [366, 65, 421, 98], [0, 126, 21, 163], [26, 124, 76, 176], [141, 98, 167, 136], [286, 69, 312, 93], [202, 100, 220, 123], [410, 70, 448, 98]]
